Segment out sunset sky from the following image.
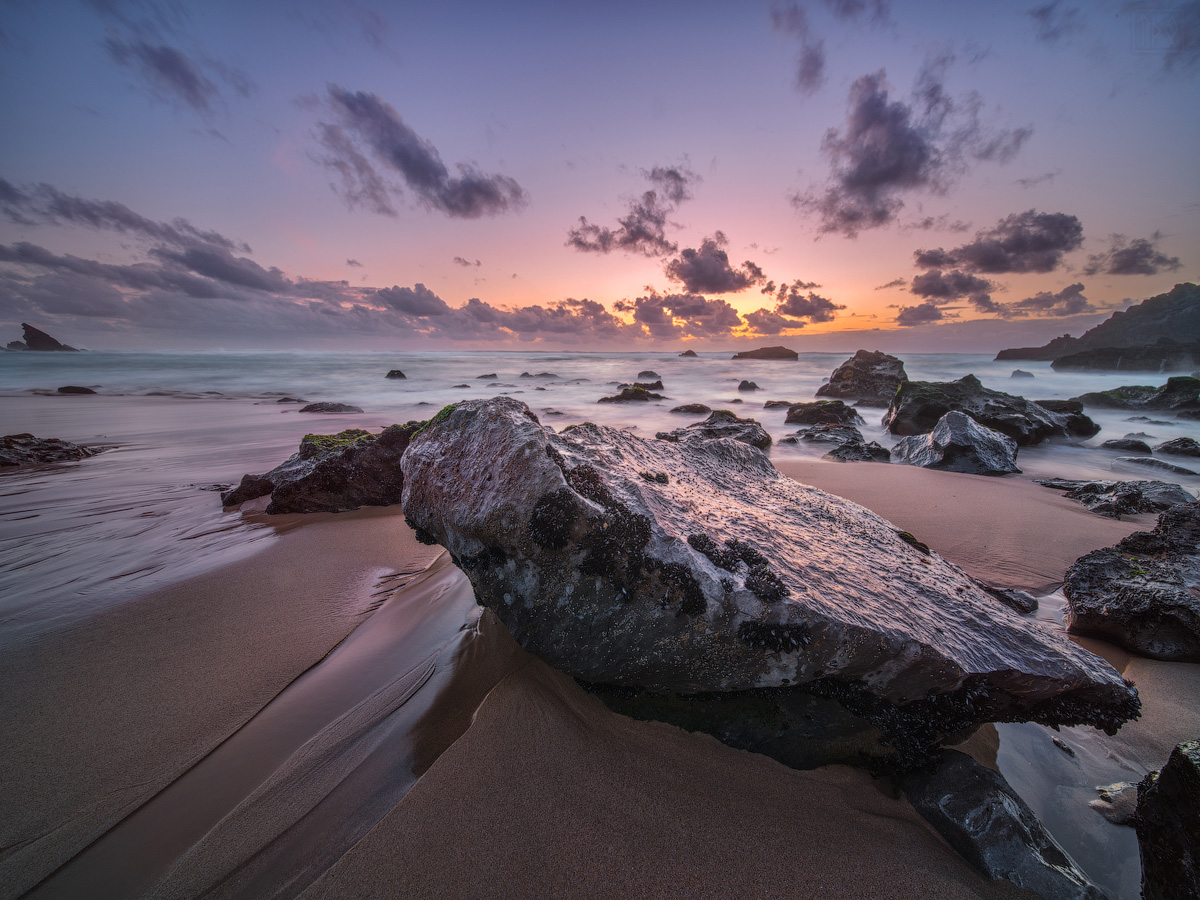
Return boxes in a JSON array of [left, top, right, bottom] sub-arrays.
[[1, 0, 1197, 351]]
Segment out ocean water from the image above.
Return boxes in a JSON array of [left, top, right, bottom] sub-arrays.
[[2, 348, 1199, 638]]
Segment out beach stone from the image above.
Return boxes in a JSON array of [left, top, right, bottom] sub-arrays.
[[815, 350, 908, 407], [795, 424, 864, 446], [731, 345, 798, 360], [385, 370, 406, 379], [784, 400, 865, 427], [299, 402, 364, 414], [598, 386, 663, 403], [738, 380, 760, 392], [886, 375, 1099, 445], [762, 400, 794, 409], [56, 385, 96, 395], [1112, 456, 1198, 477], [900, 751, 1106, 900], [1073, 376, 1200, 412], [1064, 501, 1200, 661], [401, 398, 1139, 771], [21, 322, 78, 352], [679, 350, 698, 357], [0, 433, 104, 467], [656, 410, 771, 450], [891, 411, 1021, 476], [1089, 782, 1138, 826], [1036, 478, 1194, 518], [637, 370, 660, 379], [824, 440, 891, 463], [1156, 437, 1200, 457], [1136, 739, 1200, 900], [670, 403, 711, 415], [1100, 438, 1152, 453], [1011, 369, 1035, 378], [222, 422, 423, 513]]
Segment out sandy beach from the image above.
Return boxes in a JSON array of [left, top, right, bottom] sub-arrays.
[[3, 453, 1193, 900]]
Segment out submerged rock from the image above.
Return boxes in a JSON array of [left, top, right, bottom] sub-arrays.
[[1073, 377, 1200, 412], [222, 422, 423, 513], [1036, 479, 1194, 518], [476, 373, 497, 379], [385, 369, 406, 379], [900, 751, 1106, 900], [598, 386, 663, 403], [299, 402, 364, 414], [1064, 501, 1200, 661], [679, 350, 698, 357], [656, 410, 771, 450], [670, 403, 711, 415], [1112, 456, 1198, 477], [1156, 437, 1200, 457], [738, 380, 759, 392], [0, 433, 104, 467], [784, 400, 865, 427], [637, 370, 660, 379], [815, 350, 908, 407], [1100, 438, 1152, 453], [21, 323, 79, 352], [762, 399, 794, 409], [401, 398, 1139, 771], [1137, 739, 1200, 900], [1011, 369, 1035, 378], [891, 411, 1021, 476], [885, 375, 1098, 445], [520, 371, 558, 378], [56, 385, 96, 395], [731, 345, 798, 360]]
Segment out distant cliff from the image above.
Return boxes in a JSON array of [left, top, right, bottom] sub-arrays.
[[995, 282, 1199, 362]]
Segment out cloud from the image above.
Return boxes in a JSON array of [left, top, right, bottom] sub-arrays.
[[744, 279, 844, 330], [743, 308, 792, 334], [567, 165, 699, 256], [875, 277, 907, 289], [1082, 233, 1183, 276], [776, 287, 843, 321], [770, 1, 890, 94], [795, 60, 1032, 236], [452, 256, 481, 267], [910, 268, 997, 301], [663, 233, 766, 294], [1008, 281, 1094, 316], [346, 258, 362, 267], [613, 291, 744, 339], [315, 85, 526, 219], [1027, 3, 1085, 42], [913, 209, 1083, 274], [895, 302, 946, 326], [1015, 170, 1059, 188]]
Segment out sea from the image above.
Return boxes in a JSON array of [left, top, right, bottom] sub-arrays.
[[2, 347, 1199, 640]]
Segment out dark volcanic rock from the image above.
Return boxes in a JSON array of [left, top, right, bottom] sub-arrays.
[[598, 387, 663, 403], [1112, 456, 1198, 477], [679, 350, 698, 357], [628, 380, 664, 391], [221, 423, 423, 513], [21, 323, 78, 352], [1036, 478, 1195, 519], [794, 424, 864, 446], [891, 411, 1021, 476], [784, 400, 865, 427], [6, 341, 27, 351], [815, 350, 908, 407], [1064, 501, 1200, 661], [670, 403, 711, 415], [401, 398, 1139, 771], [738, 380, 759, 392], [1052, 340, 1200, 373], [520, 372, 558, 378], [731, 346, 798, 360], [824, 440, 890, 463], [1157, 437, 1200, 457], [996, 334, 1083, 363], [1137, 739, 1200, 900], [885, 375, 1098, 445], [1074, 377, 1200, 412], [656, 410, 771, 450], [385, 369, 406, 379], [762, 400, 794, 409], [1, 433, 104, 467], [56, 385, 97, 395], [900, 751, 1106, 900], [298, 402, 364, 414], [476, 373, 497, 379], [1011, 369, 1035, 378], [1100, 438, 1153, 453], [637, 370, 660, 379]]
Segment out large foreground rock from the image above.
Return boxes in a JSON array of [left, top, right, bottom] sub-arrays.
[[222, 423, 422, 513], [1036, 479, 1195, 518], [885, 375, 1099, 445], [1, 433, 103, 466], [815, 350, 908, 406], [900, 751, 1106, 900], [1137, 739, 1200, 900], [1064, 501, 1200, 661], [401, 398, 1139, 771], [891, 411, 1021, 475]]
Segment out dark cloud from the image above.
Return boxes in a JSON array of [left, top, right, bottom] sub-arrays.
[[910, 268, 996, 301], [895, 302, 946, 326], [795, 62, 1032, 236], [821, 0, 890, 22], [744, 308, 792, 334], [0, 178, 250, 253], [374, 284, 452, 317], [875, 278, 907, 289], [913, 209, 1083, 274], [148, 246, 291, 293], [760, 278, 820, 295], [452, 256, 481, 267], [567, 165, 699, 257], [346, 258, 362, 267], [1008, 282, 1093, 316], [906, 214, 970, 232], [1082, 233, 1183, 276], [613, 291, 743, 339], [316, 86, 526, 219], [1015, 170, 1059, 188], [770, 1, 890, 93], [776, 287, 843, 322], [1028, 3, 1085, 42], [663, 233, 765, 294]]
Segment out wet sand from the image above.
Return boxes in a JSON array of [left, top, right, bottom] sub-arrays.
[[2, 460, 1192, 900]]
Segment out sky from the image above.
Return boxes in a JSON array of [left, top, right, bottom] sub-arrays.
[[0, 0, 1197, 352]]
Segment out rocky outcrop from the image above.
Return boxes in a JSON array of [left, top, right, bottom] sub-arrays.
[[996, 334, 1083, 363], [738, 380, 759, 392], [793, 424, 864, 446], [1052, 341, 1200, 373], [891, 411, 1021, 476], [1137, 739, 1200, 900], [299, 402, 364, 414], [815, 350, 908, 407], [621, 380, 664, 391], [900, 751, 1106, 900], [1036, 479, 1195, 518], [598, 386, 663, 403], [732, 346, 798, 360], [885, 375, 1099, 445], [1157, 437, 1200, 457], [222, 423, 422, 513], [762, 400, 794, 409], [638, 370, 660, 379], [1, 433, 104, 466], [1073, 377, 1200, 412], [21, 323, 78, 352], [1064, 501, 1200, 661], [670, 403, 711, 415], [656, 410, 771, 450], [56, 385, 96, 395], [385, 370, 406, 379], [679, 350, 698, 357], [400, 398, 1139, 771], [1011, 370, 1034, 378], [1112, 457, 1198, 477], [784, 400, 865, 427], [6, 340, 27, 351], [1100, 438, 1152, 453], [520, 372, 558, 378], [825, 440, 891, 463]]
